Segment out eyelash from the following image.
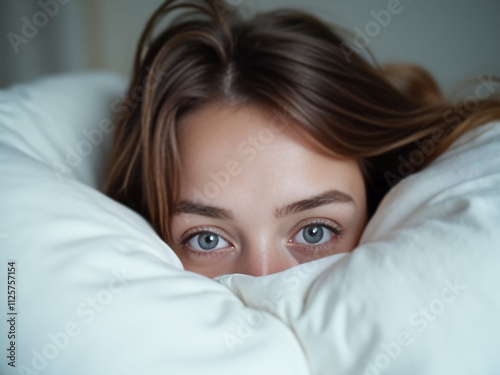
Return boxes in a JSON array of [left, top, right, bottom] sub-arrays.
[[178, 219, 344, 257], [288, 219, 344, 256], [180, 227, 233, 258]]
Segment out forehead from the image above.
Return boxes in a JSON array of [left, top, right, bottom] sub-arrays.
[[176, 103, 364, 208], [178, 102, 281, 147], [177, 102, 336, 164]]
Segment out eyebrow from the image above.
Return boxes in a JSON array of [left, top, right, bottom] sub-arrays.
[[175, 189, 354, 220], [274, 189, 354, 218]]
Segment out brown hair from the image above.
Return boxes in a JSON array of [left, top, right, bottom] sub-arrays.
[[102, 0, 500, 244]]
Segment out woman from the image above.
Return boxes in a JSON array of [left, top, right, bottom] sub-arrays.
[[102, 0, 500, 278]]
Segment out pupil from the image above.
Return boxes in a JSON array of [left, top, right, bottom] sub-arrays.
[[198, 232, 219, 250], [304, 225, 323, 244]]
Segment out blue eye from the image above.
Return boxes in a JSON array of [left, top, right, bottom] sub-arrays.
[[187, 231, 230, 251], [293, 224, 334, 245]]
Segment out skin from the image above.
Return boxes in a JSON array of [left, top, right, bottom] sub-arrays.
[[169, 102, 368, 279]]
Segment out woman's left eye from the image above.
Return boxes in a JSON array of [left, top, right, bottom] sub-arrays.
[[292, 224, 334, 245]]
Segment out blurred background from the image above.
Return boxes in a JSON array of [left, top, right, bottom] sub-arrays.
[[1, 0, 499, 94]]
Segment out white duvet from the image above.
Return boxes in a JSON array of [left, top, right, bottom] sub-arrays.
[[0, 72, 499, 375]]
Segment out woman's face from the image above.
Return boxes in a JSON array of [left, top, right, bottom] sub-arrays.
[[170, 103, 367, 278]]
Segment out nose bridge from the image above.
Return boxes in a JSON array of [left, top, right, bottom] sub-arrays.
[[236, 238, 298, 277]]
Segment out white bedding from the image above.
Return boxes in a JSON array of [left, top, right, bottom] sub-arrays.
[[1, 71, 499, 375], [215, 118, 500, 374]]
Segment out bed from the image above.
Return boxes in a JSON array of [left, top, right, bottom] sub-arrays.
[[1, 71, 499, 375]]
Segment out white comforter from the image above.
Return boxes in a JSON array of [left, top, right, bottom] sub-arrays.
[[215, 119, 500, 374], [1, 72, 499, 375]]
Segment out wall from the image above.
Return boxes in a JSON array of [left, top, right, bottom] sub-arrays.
[[1, 0, 499, 94]]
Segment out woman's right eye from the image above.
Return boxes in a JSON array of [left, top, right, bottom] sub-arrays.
[[186, 231, 230, 251]]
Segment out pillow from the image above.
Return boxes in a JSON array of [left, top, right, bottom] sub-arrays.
[[2, 71, 499, 375], [0, 71, 124, 189], [0, 72, 310, 375], [215, 120, 500, 374]]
